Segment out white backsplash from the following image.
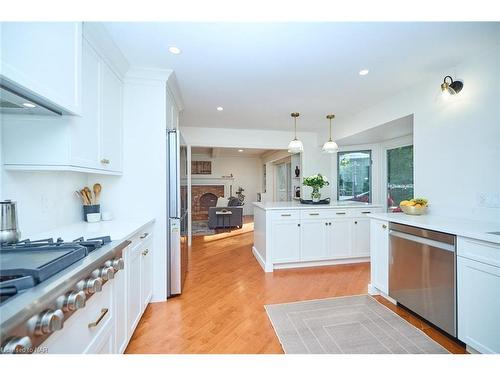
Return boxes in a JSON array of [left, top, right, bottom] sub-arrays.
[[2, 171, 89, 238]]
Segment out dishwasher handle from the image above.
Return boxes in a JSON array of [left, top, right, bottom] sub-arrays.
[[389, 230, 456, 252]]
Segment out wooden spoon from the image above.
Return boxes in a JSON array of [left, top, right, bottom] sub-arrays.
[[80, 189, 90, 205], [93, 183, 102, 204], [84, 187, 93, 205]]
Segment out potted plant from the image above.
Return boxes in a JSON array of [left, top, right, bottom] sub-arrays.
[[303, 174, 329, 202]]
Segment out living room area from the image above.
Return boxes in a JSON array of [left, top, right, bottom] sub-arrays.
[[188, 146, 302, 238]]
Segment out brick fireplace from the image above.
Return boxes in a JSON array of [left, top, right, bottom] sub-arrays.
[[192, 185, 225, 220]]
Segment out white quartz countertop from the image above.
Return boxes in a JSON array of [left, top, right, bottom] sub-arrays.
[[368, 212, 500, 245], [253, 201, 383, 210], [22, 217, 155, 242]]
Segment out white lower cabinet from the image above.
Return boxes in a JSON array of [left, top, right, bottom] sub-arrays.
[[268, 208, 382, 266], [271, 219, 301, 263], [140, 235, 154, 311], [457, 238, 500, 354], [42, 223, 155, 354], [127, 242, 143, 334], [369, 219, 389, 294], [329, 218, 352, 258], [301, 219, 329, 260]]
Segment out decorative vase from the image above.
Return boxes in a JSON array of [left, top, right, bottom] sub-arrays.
[[311, 187, 321, 202], [295, 166, 300, 178]]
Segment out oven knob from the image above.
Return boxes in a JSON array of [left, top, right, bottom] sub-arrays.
[[34, 309, 64, 336], [61, 290, 87, 312], [1, 336, 33, 354], [94, 266, 115, 281], [106, 258, 124, 271], [78, 277, 103, 295]]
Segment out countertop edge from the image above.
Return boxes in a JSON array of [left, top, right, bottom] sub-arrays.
[[367, 213, 500, 245], [253, 202, 383, 210]]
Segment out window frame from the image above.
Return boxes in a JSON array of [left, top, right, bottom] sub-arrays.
[[337, 149, 373, 203]]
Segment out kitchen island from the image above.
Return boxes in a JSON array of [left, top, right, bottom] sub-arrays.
[[252, 201, 383, 272]]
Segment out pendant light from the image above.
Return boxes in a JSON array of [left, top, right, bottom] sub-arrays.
[[322, 114, 339, 153], [288, 112, 304, 153]]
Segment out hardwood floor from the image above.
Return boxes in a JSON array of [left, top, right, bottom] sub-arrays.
[[125, 218, 466, 354]]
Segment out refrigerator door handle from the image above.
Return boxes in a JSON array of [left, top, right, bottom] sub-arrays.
[[168, 130, 180, 218]]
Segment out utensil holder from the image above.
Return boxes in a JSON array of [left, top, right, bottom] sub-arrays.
[[83, 204, 100, 221]]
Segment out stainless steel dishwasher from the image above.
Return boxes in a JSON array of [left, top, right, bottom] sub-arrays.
[[389, 222, 457, 337]]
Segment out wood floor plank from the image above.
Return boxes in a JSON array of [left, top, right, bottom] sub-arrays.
[[125, 218, 465, 354]]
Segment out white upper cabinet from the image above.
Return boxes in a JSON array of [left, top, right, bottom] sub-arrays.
[[2, 35, 124, 175], [0, 22, 82, 115], [100, 62, 123, 172]]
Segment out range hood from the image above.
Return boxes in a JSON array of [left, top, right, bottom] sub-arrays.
[[0, 83, 62, 116]]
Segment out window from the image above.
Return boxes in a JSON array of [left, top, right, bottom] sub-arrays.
[[337, 150, 372, 203], [386, 145, 414, 212]]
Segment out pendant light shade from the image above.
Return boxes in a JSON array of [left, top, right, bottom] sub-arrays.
[[288, 112, 304, 153], [322, 114, 339, 153]]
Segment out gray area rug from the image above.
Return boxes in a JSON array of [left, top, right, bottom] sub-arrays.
[[265, 295, 448, 354]]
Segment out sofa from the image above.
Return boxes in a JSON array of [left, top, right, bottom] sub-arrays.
[[207, 196, 244, 229]]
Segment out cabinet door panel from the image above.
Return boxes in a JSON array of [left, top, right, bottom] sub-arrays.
[[1, 22, 82, 114], [301, 219, 329, 260], [272, 220, 300, 263], [329, 219, 351, 258], [100, 62, 123, 172], [70, 39, 100, 168], [370, 220, 389, 294], [352, 218, 370, 257], [458, 256, 500, 353], [140, 237, 154, 311], [127, 245, 142, 333], [114, 264, 127, 353]]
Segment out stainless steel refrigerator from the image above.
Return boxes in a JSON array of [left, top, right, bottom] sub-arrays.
[[167, 129, 188, 297]]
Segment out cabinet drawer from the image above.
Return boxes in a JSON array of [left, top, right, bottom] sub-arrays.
[[270, 211, 300, 221], [458, 237, 500, 267], [43, 281, 114, 354], [350, 208, 382, 217]]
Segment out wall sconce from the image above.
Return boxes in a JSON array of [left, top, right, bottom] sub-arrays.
[[441, 76, 463, 99]]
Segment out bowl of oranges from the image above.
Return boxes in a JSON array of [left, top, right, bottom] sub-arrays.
[[399, 198, 428, 215]]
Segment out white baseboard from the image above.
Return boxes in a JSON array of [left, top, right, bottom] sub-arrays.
[[273, 257, 370, 270], [252, 246, 271, 272]]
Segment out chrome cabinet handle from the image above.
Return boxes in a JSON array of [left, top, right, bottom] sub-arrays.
[[336, 212, 346, 215], [100, 159, 110, 165], [309, 213, 319, 216], [140, 233, 149, 239], [382, 224, 387, 229], [142, 249, 149, 256], [362, 211, 371, 214], [281, 214, 291, 217], [88, 308, 109, 328]]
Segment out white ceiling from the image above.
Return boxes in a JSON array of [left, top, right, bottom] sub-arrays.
[[191, 146, 271, 157], [104, 22, 500, 131], [337, 114, 413, 146]]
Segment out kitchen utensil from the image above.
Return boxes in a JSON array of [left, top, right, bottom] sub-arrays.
[[84, 187, 93, 205], [0, 200, 21, 244], [79, 189, 90, 205], [93, 183, 102, 204]]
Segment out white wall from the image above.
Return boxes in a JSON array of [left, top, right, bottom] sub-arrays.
[[322, 45, 500, 222], [191, 153, 262, 215], [181, 126, 333, 199]]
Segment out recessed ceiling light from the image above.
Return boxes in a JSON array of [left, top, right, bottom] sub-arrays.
[[359, 69, 369, 76], [22, 102, 36, 108], [216, 106, 224, 111], [168, 46, 181, 55], [238, 149, 244, 152]]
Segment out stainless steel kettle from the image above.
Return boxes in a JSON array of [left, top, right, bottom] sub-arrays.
[[1, 200, 21, 244]]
